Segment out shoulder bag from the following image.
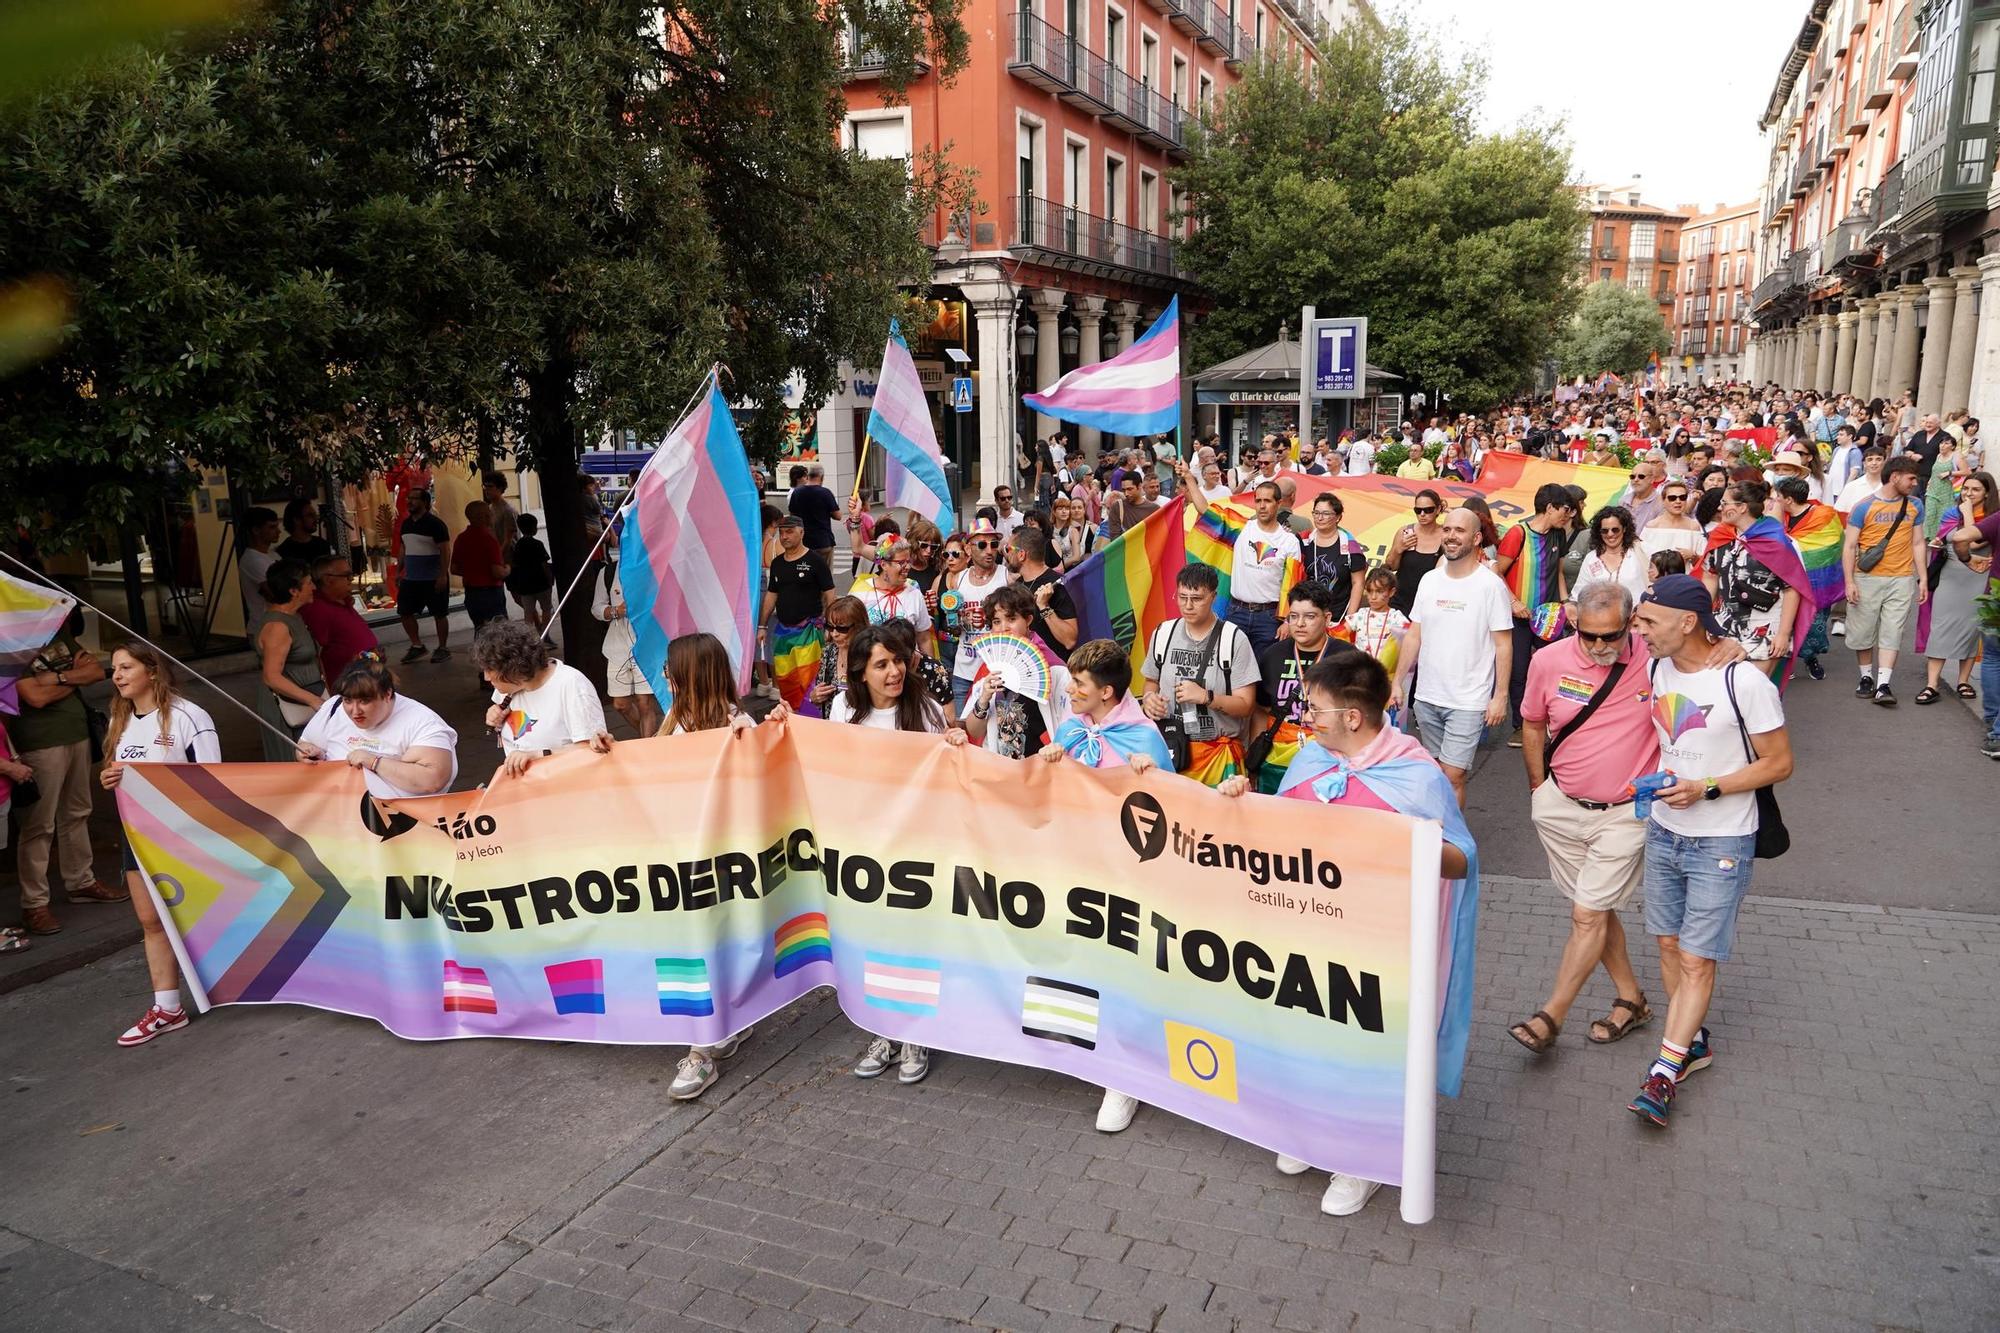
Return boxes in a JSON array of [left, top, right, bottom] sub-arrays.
[[1854, 497, 1909, 573], [1723, 664, 1790, 860]]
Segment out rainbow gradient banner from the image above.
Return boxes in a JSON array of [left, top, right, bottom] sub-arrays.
[[117, 718, 1447, 1219]]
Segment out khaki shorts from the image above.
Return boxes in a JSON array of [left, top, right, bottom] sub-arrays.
[[1530, 778, 1648, 912], [1845, 572, 1915, 652]]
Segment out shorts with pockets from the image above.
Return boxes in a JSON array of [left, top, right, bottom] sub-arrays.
[[397, 577, 449, 618], [1845, 572, 1914, 652], [1529, 779, 1646, 912], [1412, 700, 1484, 771], [1641, 822, 1757, 962]]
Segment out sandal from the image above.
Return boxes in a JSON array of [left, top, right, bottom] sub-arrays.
[[0, 927, 30, 954], [1588, 996, 1652, 1044], [1508, 1010, 1560, 1054], [1914, 687, 1941, 705], [1958, 683, 1978, 700]]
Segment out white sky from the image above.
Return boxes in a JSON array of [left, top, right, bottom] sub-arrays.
[[1397, 0, 1806, 214]]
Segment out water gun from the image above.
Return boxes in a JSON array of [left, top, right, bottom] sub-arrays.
[[1628, 771, 1675, 820]]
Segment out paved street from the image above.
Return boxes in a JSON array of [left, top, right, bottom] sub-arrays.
[[3, 622, 1997, 1331]]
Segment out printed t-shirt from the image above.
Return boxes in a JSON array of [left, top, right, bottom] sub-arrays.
[[299, 694, 460, 798], [1301, 533, 1366, 612], [1408, 564, 1514, 712], [768, 549, 834, 625], [1230, 522, 1301, 604], [1847, 492, 1923, 578], [492, 662, 607, 754], [451, 525, 505, 588], [858, 582, 931, 632], [1145, 617, 1261, 743], [1020, 568, 1078, 655], [1495, 521, 1563, 610], [1255, 638, 1361, 734], [1520, 633, 1658, 805], [1705, 536, 1797, 660], [110, 701, 221, 766], [399, 513, 450, 582], [950, 567, 1012, 678], [1646, 659, 1783, 838]]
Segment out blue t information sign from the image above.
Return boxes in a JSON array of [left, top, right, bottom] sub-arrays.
[[1309, 317, 1367, 398]]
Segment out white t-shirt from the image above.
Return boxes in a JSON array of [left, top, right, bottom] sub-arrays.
[[860, 582, 932, 632], [1639, 524, 1706, 563], [111, 702, 221, 766], [993, 509, 1027, 538], [1229, 522, 1301, 604], [1833, 476, 1879, 513], [492, 662, 608, 754], [826, 692, 944, 732], [951, 566, 1013, 678], [592, 562, 638, 659], [1408, 563, 1514, 712], [1198, 482, 1236, 509], [1344, 440, 1376, 476], [299, 694, 460, 799], [1647, 659, 1784, 837]]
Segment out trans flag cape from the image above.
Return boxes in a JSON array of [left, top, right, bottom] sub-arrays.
[[1062, 496, 1188, 681], [618, 379, 764, 699], [1785, 501, 1846, 610], [0, 568, 76, 716], [1051, 692, 1173, 770], [1025, 297, 1180, 436], [1277, 729, 1479, 1098], [1733, 514, 1816, 686], [866, 323, 954, 530]]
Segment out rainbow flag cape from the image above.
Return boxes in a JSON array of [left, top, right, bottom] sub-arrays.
[[1497, 521, 1561, 608], [619, 378, 763, 700], [1733, 515, 1816, 686], [1061, 495, 1188, 680], [1785, 501, 1846, 609], [1186, 499, 1302, 617], [867, 322, 954, 530], [1025, 297, 1180, 435], [0, 568, 76, 716], [769, 620, 823, 713]]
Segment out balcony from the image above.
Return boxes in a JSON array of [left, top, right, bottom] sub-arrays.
[[1658, 246, 1679, 264], [1895, 1, 2000, 238], [1824, 213, 1876, 270], [1195, 1, 1234, 56], [1008, 195, 1185, 283], [1752, 269, 1789, 310], [1596, 246, 1615, 260], [1787, 243, 1821, 289], [1889, 0, 1920, 81], [1168, 0, 1204, 36], [840, 26, 930, 80]]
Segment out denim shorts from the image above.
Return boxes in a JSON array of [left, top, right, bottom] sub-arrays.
[[1412, 700, 1484, 771], [1641, 822, 1758, 962]]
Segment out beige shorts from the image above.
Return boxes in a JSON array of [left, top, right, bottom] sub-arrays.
[[1845, 571, 1915, 652], [1530, 778, 1648, 912]]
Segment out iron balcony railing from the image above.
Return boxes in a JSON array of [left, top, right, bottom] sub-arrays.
[[1867, 159, 1906, 242], [1008, 194, 1184, 281], [1787, 243, 1821, 289], [1824, 213, 1876, 269], [1752, 269, 1789, 310], [1008, 13, 1192, 154]]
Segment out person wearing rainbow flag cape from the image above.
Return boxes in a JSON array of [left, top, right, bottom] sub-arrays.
[[1140, 563, 1261, 788], [758, 514, 835, 714], [1771, 477, 1844, 683], [1248, 582, 1360, 794], [1216, 651, 1476, 1216], [1492, 484, 1576, 745]]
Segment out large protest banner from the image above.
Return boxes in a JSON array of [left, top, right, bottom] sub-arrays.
[[117, 717, 1448, 1220]]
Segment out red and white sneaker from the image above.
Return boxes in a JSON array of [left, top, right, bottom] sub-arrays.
[[117, 1004, 188, 1047]]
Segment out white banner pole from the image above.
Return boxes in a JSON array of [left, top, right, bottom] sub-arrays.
[[1398, 817, 1443, 1224]]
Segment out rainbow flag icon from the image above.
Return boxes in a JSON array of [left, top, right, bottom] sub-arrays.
[[545, 959, 606, 1015], [773, 912, 832, 978], [1021, 976, 1099, 1050], [655, 957, 714, 1017], [862, 952, 942, 1016], [442, 961, 498, 1015]]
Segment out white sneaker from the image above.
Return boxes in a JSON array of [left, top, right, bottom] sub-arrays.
[[1831, 618, 1846, 636], [701, 1026, 750, 1061], [668, 1050, 717, 1100], [854, 1036, 896, 1078], [1274, 1152, 1311, 1176], [896, 1043, 930, 1084], [117, 1004, 188, 1047], [1320, 1173, 1381, 1217], [1095, 1089, 1140, 1133]]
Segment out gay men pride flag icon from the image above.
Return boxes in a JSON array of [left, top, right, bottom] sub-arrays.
[[545, 959, 606, 1015], [773, 913, 832, 978], [655, 958, 713, 1017]]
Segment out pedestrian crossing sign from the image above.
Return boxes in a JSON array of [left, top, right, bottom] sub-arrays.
[[950, 377, 974, 412]]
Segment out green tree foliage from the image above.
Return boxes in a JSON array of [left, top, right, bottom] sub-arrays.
[[1554, 279, 1671, 380], [1173, 16, 1585, 406]]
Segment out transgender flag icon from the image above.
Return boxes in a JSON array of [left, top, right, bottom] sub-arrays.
[[544, 959, 606, 1015], [442, 961, 498, 1014]]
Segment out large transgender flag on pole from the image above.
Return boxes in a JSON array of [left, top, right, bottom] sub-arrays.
[[618, 376, 763, 699], [1023, 295, 1180, 435], [868, 322, 954, 529]]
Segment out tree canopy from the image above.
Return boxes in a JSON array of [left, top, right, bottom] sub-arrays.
[[1172, 17, 1586, 406], [1554, 280, 1671, 379]]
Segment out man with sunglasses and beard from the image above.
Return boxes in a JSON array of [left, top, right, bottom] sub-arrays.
[[948, 518, 1014, 714]]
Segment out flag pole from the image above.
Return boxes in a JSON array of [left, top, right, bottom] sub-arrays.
[[851, 432, 874, 510]]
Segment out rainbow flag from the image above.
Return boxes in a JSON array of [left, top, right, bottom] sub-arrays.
[[1185, 499, 1302, 617], [0, 568, 75, 715], [619, 378, 763, 699], [774, 912, 832, 977], [1497, 521, 1561, 609], [1062, 495, 1189, 679], [1025, 297, 1181, 435], [769, 620, 823, 713], [1785, 501, 1846, 609], [867, 323, 954, 529]]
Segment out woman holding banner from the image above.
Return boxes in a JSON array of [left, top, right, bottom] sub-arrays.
[[294, 654, 458, 801], [473, 621, 614, 777], [98, 644, 223, 1047]]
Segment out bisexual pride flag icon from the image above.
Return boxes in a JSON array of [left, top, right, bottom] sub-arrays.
[[545, 959, 606, 1015]]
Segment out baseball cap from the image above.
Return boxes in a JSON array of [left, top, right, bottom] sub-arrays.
[[776, 513, 804, 528], [1640, 574, 1728, 639]]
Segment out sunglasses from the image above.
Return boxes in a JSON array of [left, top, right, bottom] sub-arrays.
[[1664, 492, 1688, 501], [944, 548, 965, 559], [915, 541, 937, 551], [994, 493, 1013, 502], [826, 621, 860, 633], [1598, 526, 1624, 536], [1413, 506, 1438, 515], [1574, 628, 1625, 644], [971, 539, 997, 550]]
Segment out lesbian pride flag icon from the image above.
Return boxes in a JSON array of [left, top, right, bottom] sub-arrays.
[[544, 958, 606, 1015], [442, 961, 498, 1015]]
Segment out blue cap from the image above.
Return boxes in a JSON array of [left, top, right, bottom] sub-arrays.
[[1640, 573, 1728, 639]]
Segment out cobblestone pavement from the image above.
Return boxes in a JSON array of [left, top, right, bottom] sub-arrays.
[[412, 875, 2000, 1333]]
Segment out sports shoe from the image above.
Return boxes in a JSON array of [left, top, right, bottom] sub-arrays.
[[668, 1050, 717, 1100], [1095, 1089, 1140, 1133], [1873, 684, 1897, 707], [1806, 658, 1825, 681], [1983, 735, 2000, 760], [1320, 1173, 1381, 1216], [1506, 728, 1524, 749], [118, 1003, 189, 1047], [1274, 1152, 1311, 1176], [705, 1028, 749, 1061], [1854, 675, 1875, 698], [853, 1036, 896, 1079], [68, 878, 130, 904], [430, 647, 453, 664], [896, 1043, 930, 1085], [401, 644, 428, 664], [1627, 1073, 1677, 1127], [1831, 618, 1846, 636], [1681, 1029, 1713, 1079]]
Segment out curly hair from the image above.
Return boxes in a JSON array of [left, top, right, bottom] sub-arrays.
[[1587, 504, 1637, 555], [472, 619, 554, 686]]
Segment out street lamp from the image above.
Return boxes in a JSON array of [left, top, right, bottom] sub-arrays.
[[1015, 315, 1037, 360], [1059, 319, 1080, 359]]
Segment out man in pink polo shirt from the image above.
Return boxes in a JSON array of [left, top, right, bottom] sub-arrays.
[[1506, 583, 1740, 1057]]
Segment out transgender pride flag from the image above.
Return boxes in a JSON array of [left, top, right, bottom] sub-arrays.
[[1024, 296, 1180, 436], [619, 377, 763, 698], [867, 323, 954, 529]]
